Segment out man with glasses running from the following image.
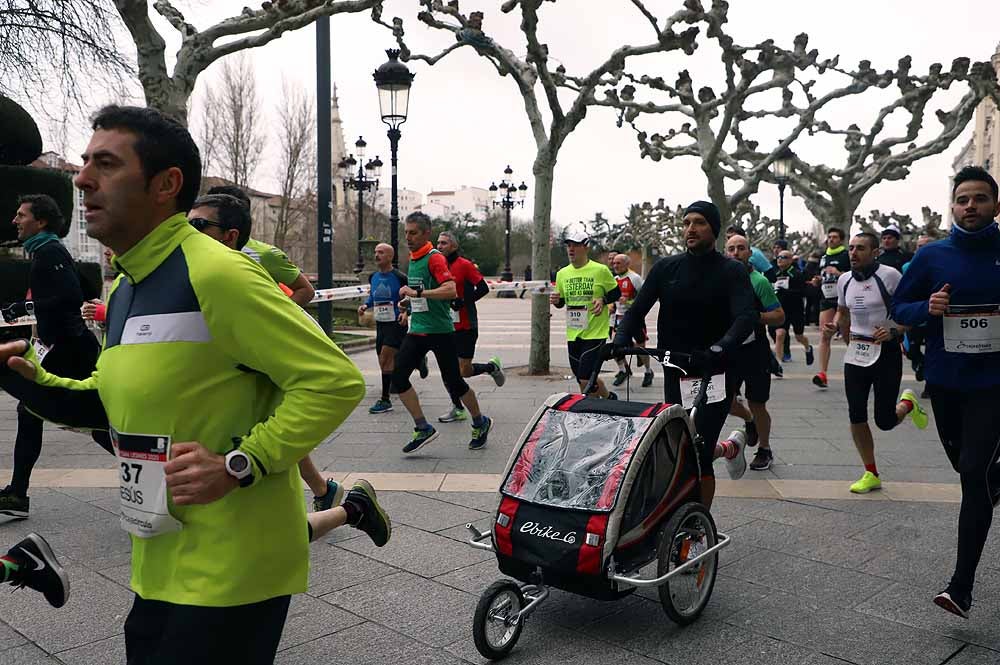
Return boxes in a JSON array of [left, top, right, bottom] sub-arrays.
[[772, 248, 814, 367], [893, 166, 1000, 618]]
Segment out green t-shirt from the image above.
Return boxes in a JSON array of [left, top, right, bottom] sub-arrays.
[[556, 260, 618, 341], [749, 268, 781, 341], [242, 238, 301, 286]]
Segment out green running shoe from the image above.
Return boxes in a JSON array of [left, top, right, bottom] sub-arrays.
[[849, 471, 881, 494], [489, 356, 506, 387], [899, 389, 928, 430]]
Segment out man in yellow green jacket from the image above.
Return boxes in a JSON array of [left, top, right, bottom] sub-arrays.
[[0, 105, 376, 663]]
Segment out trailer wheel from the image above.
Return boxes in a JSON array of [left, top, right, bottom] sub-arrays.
[[657, 502, 718, 625], [473, 580, 525, 660]]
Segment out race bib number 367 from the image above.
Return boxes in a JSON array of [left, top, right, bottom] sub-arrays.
[[111, 430, 183, 539], [943, 304, 1000, 354]]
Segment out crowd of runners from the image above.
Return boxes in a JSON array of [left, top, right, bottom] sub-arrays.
[[0, 103, 997, 661]]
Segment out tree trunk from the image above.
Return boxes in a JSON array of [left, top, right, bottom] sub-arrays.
[[704, 169, 733, 249], [142, 77, 192, 126], [528, 156, 555, 375]]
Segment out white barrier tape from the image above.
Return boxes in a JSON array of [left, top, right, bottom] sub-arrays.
[[1, 280, 556, 328]]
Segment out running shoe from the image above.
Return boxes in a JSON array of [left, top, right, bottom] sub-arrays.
[[607, 391, 618, 400], [812, 372, 828, 389], [438, 406, 468, 423], [915, 363, 925, 382], [0, 487, 29, 519], [642, 371, 654, 387], [773, 363, 784, 379], [403, 426, 438, 454], [418, 356, 429, 379], [344, 480, 391, 547], [724, 430, 748, 480], [368, 399, 393, 414], [5, 533, 69, 608], [921, 386, 929, 399], [744, 419, 759, 448], [749, 447, 773, 471], [849, 471, 881, 494], [489, 356, 506, 387], [899, 389, 928, 430], [934, 586, 971, 619], [805, 345, 814, 366], [312, 479, 344, 512], [469, 416, 493, 450], [782, 352, 792, 362], [612, 369, 630, 387]]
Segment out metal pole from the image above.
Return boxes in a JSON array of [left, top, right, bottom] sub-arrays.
[[388, 128, 401, 268], [315, 16, 333, 334], [355, 178, 364, 273], [503, 198, 512, 281], [778, 180, 786, 241]]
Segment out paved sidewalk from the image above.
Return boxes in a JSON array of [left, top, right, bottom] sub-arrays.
[[0, 489, 995, 664]]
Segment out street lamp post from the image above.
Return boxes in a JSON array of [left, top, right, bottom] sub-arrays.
[[489, 165, 527, 296], [339, 136, 382, 274], [374, 49, 414, 268], [772, 146, 795, 241]]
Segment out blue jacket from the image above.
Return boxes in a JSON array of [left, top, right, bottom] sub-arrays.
[[892, 222, 1000, 390]]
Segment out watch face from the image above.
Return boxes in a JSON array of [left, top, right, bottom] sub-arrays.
[[229, 454, 249, 474]]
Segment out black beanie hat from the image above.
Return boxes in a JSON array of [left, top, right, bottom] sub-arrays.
[[684, 200, 722, 238]]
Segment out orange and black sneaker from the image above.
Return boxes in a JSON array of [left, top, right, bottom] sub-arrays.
[[812, 372, 828, 389]]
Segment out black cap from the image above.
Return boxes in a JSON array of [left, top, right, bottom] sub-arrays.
[[684, 201, 722, 238]]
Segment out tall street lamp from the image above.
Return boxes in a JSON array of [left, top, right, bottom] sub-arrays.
[[374, 49, 414, 268], [772, 146, 795, 241], [339, 136, 382, 274], [489, 165, 527, 296]]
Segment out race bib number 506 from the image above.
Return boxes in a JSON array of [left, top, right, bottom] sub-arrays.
[[943, 304, 1000, 354]]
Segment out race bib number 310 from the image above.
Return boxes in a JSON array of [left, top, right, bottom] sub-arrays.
[[943, 304, 1000, 354], [567, 307, 588, 330], [111, 430, 183, 539]]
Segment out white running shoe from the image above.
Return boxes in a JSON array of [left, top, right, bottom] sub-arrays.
[[724, 429, 748, 480]]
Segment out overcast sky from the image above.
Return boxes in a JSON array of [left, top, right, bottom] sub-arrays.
[[36, 0, 1000, 236]]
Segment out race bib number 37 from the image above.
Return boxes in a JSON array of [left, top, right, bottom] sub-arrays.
[[111, 430, 183, 539], [943, 304, 1000, 354]]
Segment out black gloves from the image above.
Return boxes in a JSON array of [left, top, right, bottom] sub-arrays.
[[1, 302, 27, 324], [689, 345, 724, 375], [450, 298, 464, 311]]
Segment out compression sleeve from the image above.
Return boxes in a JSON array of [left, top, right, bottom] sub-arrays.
[[195, 254, 365, 477], [603, 286, 622, 305], [472, 279, 490, 301]]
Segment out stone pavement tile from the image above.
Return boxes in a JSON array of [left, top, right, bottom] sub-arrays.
[[722, 548, 893, 609], [0, 563, 131, 654], [946, 645, 1000, 665], [324, 457, 441, 474], [858, 546, 954, 592], [96, 563, 132, 589], [778, 496, 898, 516], [51, 487, 115, 503], [855, 577, 1000, 652], [633, 574, 773, 623], [726, 519, 885, 569], [321, 571, 475, 648], [341, 473, 444, 492], [0, 644, 59, 664], [882, 482, 962, 503], [414, 491, 500, 513], [0, 620, 27, 652], [278, 593, 365, 651], [582, 600, 757, 665], [8, 489, 113, 525], [433, 560, 511, 596], [336, 524, 493, 578], [307, 542, 398, 597], [444, 620, 664, 665], [731, 497, 889, 538], [38, 513, 132, 569], [697, 500, 757, 532], [434, 516, 492, 545], [373, 491, 489, 533], [769, 464, 958, 483], [768, 479, 890, 503], [710, 633, 838, 665], [439, 474, 505, 493], [276, 621, 468, 665], [728, 591, 963, 665], [851, 515, 955, 556], [55, 635, 125, 665], [530, 588, 647, 630]]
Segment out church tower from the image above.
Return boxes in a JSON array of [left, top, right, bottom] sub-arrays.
[[331, 83, 348, 209]]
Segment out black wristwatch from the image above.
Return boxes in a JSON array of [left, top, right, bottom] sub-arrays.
[[414, 284, 424, 297], [224, 449, 254, 487]]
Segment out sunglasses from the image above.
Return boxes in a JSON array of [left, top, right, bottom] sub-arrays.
[[778, 254, 793, 259], [189, 217, 232, 232]]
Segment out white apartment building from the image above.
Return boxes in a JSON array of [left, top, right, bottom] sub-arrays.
[[425, 186, 492, 219], [373, 187, 423, 220]]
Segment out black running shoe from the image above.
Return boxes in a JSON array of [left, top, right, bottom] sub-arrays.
[[344, 480, 391, 547], [749, 447, 773, 471], [745, 419, 759, 448], [607, 391, 618, 400], [418, 356, 429, 380], [934, 586, 971, 619], [0, 487, 29, 519], [469, 416, 492, 451], [612, 370, 629, 387], [6, 533, 69, 607], [805, 345, 815, 366], [642, 371, 654, 388]]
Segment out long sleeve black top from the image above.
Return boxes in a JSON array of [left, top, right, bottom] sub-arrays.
[[24, 241, 88, 345], [619, 250, 759, 360]]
